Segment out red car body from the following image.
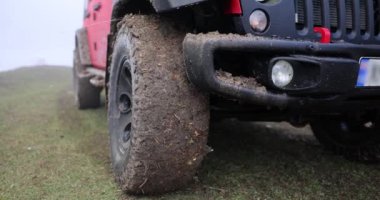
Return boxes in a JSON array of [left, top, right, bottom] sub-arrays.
[[83, 0, 112, 70]]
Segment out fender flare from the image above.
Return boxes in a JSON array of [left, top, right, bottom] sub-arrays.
[[151, 0, 208, 12], [112, 0, 208, 13]]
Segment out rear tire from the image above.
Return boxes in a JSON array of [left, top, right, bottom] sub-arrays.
[[73, 49, 102, 109], [108, 15, 210, 194], [311, 115, 380, 162]]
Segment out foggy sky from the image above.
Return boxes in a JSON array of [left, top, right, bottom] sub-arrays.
[[0, 0, 83, 71]]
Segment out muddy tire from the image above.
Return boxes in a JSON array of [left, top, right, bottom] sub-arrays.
[[311, 117, 380, 162], [107, 15, 210, 194], [73, 49, 102, 109]]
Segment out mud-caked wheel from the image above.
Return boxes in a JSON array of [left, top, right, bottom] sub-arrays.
[[73, 49, 102, 109], [311, 115, 380, 162], [107, 15, 210, 194]]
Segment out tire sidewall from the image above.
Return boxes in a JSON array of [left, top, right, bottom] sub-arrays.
[[108, 31, 133, 177], [107, 15, 210, 193]]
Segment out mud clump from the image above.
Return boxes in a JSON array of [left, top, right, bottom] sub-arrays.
[[216, 70, 267, 93]]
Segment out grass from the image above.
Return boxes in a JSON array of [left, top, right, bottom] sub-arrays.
[[0, 66, 379, 200]]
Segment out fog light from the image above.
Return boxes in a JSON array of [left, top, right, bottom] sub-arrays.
[[271, 60, 294, 88], [249, 10, 268, 32]]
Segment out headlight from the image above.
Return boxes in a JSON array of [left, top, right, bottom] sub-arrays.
[[249, 10, 269, 33]]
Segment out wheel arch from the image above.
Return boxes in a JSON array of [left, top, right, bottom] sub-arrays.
[[105, 0, 210, 97], [107, 0, 210, 62]]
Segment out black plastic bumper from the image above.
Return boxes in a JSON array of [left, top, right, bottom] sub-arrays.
[[183, 33, 380, 109]]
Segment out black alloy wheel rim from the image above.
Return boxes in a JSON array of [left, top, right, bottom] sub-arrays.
[[115, 57, 133, 155]]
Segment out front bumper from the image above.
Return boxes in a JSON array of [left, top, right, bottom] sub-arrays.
[[183, 33, 380, 111]]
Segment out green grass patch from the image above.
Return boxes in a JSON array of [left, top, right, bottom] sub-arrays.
[[0, 67, 119, 200], [0, 67, 379, 200]]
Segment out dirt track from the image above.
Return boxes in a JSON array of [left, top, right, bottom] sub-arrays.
[[0, 66, 379, 200]]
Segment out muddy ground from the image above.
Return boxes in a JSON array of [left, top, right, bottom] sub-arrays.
[[0, 66, 379, 200]]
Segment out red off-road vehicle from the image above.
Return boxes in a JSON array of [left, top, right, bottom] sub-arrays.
[[74, 0, 380, 194]]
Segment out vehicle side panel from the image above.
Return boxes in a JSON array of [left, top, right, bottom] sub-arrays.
[[84, 0, 113, 69]]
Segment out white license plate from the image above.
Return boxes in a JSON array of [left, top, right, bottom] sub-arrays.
[[356, 57, 380, 87]]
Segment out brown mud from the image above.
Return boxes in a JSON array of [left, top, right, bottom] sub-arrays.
[[216, 70, 267, 93]]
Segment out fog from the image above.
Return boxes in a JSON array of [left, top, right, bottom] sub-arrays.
[[0, 0, 83, 71]]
